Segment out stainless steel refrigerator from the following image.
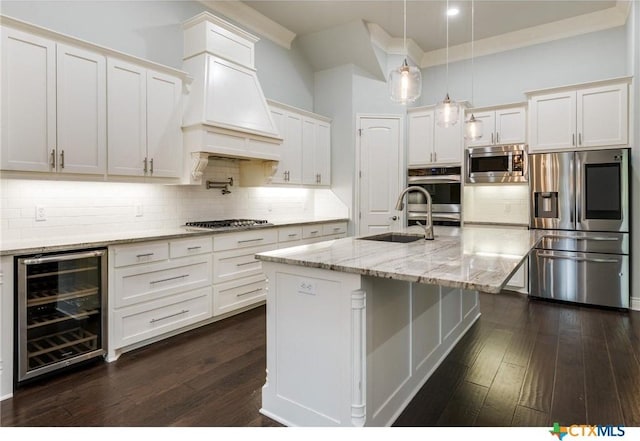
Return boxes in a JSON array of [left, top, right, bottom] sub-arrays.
[[529, 148, 630, 309]]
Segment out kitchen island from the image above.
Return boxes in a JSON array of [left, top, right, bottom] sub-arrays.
[[256, 226, 541, 427]]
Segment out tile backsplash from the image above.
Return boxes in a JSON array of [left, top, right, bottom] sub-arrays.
[[0, 159, 348, 241], [463, 184, 530, 225]]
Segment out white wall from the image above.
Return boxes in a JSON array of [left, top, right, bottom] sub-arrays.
[[421, 25, 629, 107], [629, 1, 640, 310], [0, 0, 314, 110]]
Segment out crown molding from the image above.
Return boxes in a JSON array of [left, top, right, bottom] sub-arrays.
[[420, 4, 630, 68], [367, 22, 424, 67], [197, 0, 296, 50]]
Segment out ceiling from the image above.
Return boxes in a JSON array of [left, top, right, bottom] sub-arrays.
[[242, 0, 619, 52]]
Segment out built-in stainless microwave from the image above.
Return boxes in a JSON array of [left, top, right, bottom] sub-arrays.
[[466, 144, 528, 184]]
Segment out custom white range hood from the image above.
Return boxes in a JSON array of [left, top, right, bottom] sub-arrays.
[[182, 12, 282, 181]]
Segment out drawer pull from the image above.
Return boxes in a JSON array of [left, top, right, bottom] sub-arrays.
[[150, 274, 189, 285], [237, 238, 264, 244], [187, 246, 202, 250], [220, 279, 267, 293], [236, 288, 262, 298], [136, 253, 154, 258], [309, 230, 319, 234], [236, 260, 257, 267], [333, 227, 341, 231], [287, 233, 298, 237], [150, 309, 189, 324]]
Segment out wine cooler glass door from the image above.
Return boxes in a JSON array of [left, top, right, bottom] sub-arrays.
[[17, 249, 106, 383]]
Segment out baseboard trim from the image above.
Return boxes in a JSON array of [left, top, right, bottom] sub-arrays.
[[631, 296, 640, 311]]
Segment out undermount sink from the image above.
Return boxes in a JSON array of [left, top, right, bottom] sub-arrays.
[[357, 232, 425, 243]]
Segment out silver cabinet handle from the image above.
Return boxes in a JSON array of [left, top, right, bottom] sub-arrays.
[[491, 133, 494, 144], [433, 152, 437, 162], [429, 152, 433, 163], [150, 158, 154, 174], [237, 238, 264, 244], [50, 150, 56, 169], [537, 253, 619, 264], [578, 133, 582, 145], [572, 134, 575, 146], [60, 150, 65, 169], [287, 233, 298, 237], [150, 309, 188, 324], [187, 246, 202, 250], [391, 216, 398, 221], [496, 132, 500, 144], [21, 249, 105, 265], [220, 279, 267, 293], [143, 157, 148, 174], [136, 253, 154, 258], [236, 260, 256, 267], [333, 227, 341, 231], [309, 230, 319, 234], [150, 274, 189, 284], [236, 288, 263, 298]]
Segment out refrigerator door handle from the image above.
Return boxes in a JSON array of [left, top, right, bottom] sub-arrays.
[[536, 253, 620, 264]]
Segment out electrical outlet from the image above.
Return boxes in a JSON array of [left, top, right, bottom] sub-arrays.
[[135, 204, 143, 217], [35, 205, 47, 221]]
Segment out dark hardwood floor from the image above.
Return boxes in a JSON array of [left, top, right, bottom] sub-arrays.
[[2, 292, 639, 427]]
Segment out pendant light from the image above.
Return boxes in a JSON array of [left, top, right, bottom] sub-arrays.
[[388, 0, 421, 104], [465, 0, 483, 140], [436, 0, 459, 127]]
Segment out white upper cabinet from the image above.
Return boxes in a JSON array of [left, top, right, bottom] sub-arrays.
[[271, 108, 302, 184], [1, 27, 56, 172], [528, 79, 629, 152], [302, 117, 331, 186], [408, 105, 464, 167], [56, 44, 107, 174], [314, 121, 331, 186], [465, 105, 526, 147]]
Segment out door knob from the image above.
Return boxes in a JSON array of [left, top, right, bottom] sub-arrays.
[[391, 216, 398, 221]]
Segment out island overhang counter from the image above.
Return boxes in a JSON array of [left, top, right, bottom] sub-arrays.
[[255, 226, 543, 427]]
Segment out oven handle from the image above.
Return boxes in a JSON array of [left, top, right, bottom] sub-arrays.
[[536, 252, 620, 264], [408, 175, 460, 184], [21, 249, 105, 265]]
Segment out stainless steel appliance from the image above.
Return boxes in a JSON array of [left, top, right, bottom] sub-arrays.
[[529, 148, 630, 309], [466, 144, 527, 184], [184, 219, 272, 230], [407, 166, 461, 226], [16, 248, 107, 383]]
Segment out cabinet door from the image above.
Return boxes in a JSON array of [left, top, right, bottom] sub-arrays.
[[271, 109, 302, 184], [146, 70, 182, 178], [433, 120, 463, 165], [577, 84, 628, 148], [495, 107, 526, 145], [407, 110, 434, 166], [56, 43, 107, 174], [465, 111, 495, 147], [107, 58, 147, 176], [1, 28, 56, 172], [301, 117, 317, 185], [315, 121, 331, 186], [528, 91, 576, 152]]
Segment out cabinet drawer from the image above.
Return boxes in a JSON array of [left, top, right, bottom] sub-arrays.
[[113, 241, 168, 267], [278, 226, 303, 243], [322, 222, 347, 236], [302, 225, 323, 239], [213, 243, 275, 284], [213, 228, 278, 252], [169, 236, 213, 258], [213, 274, 266, 316], [113, 286, 212, 349], [113, 254, 212, 308]]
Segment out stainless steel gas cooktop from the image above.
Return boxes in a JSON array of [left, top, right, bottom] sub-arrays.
[[184, 219, 272, 229]]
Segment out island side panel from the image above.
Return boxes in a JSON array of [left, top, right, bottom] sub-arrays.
[[260, 262, 363, 426]]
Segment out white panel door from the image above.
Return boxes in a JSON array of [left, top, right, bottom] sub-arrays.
[[107, 58, 147, 176], [495, 106, 526, 145], [315, 121, 331, 186], [301, 117, 317, 185], [465, 111, 495, 147], [57, 43, 106, 174], [577, 84, 628, 148], [147, 70, 182, 177], [434, 119, 463, 164], [358, 116, 402, 234], [1, 27, 56, 172], [529, 91, 576, 152], [407, 110, 434, 166]]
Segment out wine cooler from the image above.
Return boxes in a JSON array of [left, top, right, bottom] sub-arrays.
[[16, 249, 107, 383]]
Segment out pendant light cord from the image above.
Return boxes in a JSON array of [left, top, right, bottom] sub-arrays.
[[445, 0, 449, 93], [403, 0, 407, 55], [471, 0, 474, 105]]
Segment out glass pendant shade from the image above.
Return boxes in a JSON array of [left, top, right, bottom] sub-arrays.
[[465, 113, 483, 140], [436, 93, 460, 127], [389, 59, 422, 104]]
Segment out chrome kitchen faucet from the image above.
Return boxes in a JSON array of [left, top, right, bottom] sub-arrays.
[[395, 186, 434, 240]]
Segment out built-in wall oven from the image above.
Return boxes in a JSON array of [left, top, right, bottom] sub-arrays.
[[529, 148, 630, 309], [407, 166, 461, 226]]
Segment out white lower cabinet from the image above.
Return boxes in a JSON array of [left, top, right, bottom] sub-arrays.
[[109, 236, 213, 359], [213, 274, 268, 317]]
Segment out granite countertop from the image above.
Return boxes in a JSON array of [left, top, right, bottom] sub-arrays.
[[256, 225, 546, 294], [0, 217, 349, 256]]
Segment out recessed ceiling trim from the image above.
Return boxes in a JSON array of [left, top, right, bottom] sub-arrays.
[[421, 5, 629, 68], [198, 0, 296, 50]]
